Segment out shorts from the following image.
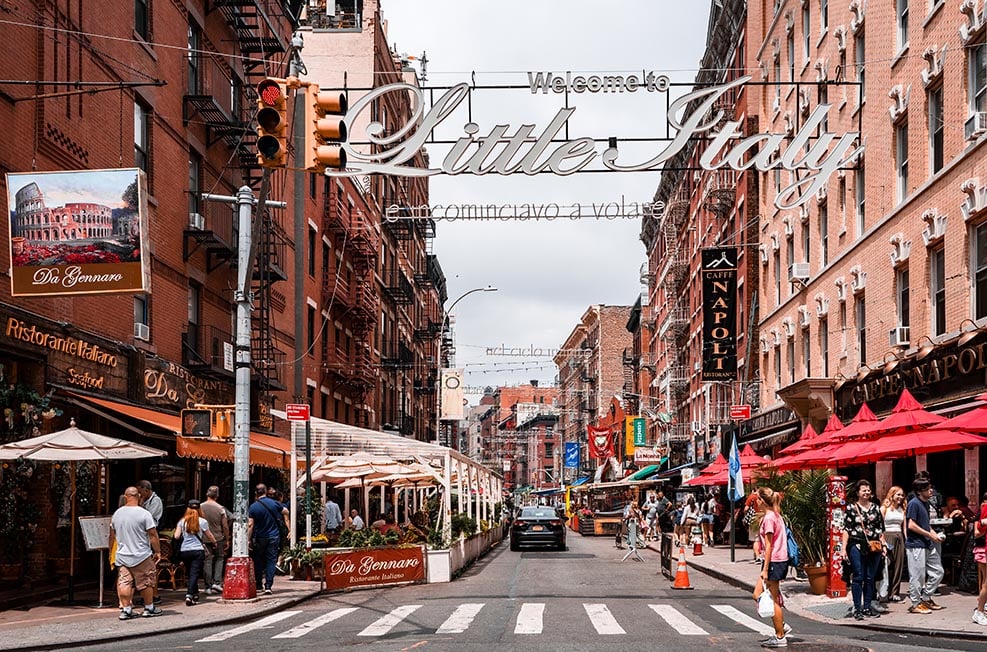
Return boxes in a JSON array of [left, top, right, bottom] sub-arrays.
[[118, 556, 157, 592], [767, 560, 789, 582], [975, 547, 986, 565], [698, 514, 714, 524]]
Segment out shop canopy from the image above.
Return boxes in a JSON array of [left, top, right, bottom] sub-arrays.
[[569, 476, 592, 487], [822, 429, 987, 466], [627, 464, 662, 481], [934, 392, 987, 433]]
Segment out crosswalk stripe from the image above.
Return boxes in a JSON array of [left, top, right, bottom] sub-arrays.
[[357, 604, 422, 637], [271, 607, 359, 639], [436, 603, 485, 634], [196, 611, 302, 642], [648, 604, 708, 635], [583, 603, 625, 635], [710, 604, 775, 635], [514, 603, 544, 634]]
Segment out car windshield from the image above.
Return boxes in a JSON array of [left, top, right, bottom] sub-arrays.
[[520, 508, 556, 518]]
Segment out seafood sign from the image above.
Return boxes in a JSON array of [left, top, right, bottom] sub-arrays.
[[323, 546, 426, 591]]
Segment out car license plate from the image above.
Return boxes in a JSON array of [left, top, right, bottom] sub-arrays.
[[531, 525, 544, 531]]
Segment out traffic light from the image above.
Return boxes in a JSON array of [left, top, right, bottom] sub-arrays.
[[302, 83, 348, 172], [256, 77, 288, 168], [181, 409, 212, 438]]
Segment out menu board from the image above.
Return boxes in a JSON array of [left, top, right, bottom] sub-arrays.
[[79, 516, 112, 551]]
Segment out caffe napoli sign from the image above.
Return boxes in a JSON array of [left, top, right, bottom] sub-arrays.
[[326, 76, 862, 209]]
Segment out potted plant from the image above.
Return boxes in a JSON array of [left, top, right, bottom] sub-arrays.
[[782, 469, 831, 595]]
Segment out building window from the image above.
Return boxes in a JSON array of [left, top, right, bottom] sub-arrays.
[[774, 251, 782, 305], [802, 3, 811, 59], [855, 32, 866, 105], [839, 301, 848, 352], [819, 318, 829, 377], [895, 122, 908, 203], [774, 347, 782, 388], [187, 23, 200, 94], [788, 31, 795, 81], [896, 0, 909, 51], [802, 221, 810, 265], [188, 153, 200, 217], [970, 41, 986, 113], [896, 267, 910, 328], [929, 86, 944, 173], [774, 56, 782, 105], [307, 305, 316, 352], [855, 164, 865, 236], [819, 202, 829, 265], [855, 296, 866, 364], [976, 222, 987, 320], [134, 295, 149, 328], [134, 102, 150, 173], [308, 226, 317, 277], [930, 248, 946, 336], [322, 241, 330, 279], [820, 0, 828, 32], [787, 338, 796, 383], [802, 328, 811, 378], [135, 0, 149, 40]]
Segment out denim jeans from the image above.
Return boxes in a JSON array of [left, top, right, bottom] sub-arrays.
[[180, 549, 205, 597], [848, 542, 882, 611], [203, 538, 225, 587], [905, 543, 944, 605], [251, 536, 279, 590]]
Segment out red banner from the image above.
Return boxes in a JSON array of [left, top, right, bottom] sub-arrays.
[[323, 545, 426, 591], [587, 425, 613, 459]]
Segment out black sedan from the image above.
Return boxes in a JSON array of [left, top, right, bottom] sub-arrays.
[[509, 506, 567, 551]]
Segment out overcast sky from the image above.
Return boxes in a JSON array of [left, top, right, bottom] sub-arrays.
[[381, 1, 712, 399]]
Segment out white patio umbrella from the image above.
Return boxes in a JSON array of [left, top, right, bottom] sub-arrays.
[[312, 454, 416, 516], [0, 419, 166, 601]]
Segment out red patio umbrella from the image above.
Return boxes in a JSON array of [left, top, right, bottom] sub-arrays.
[[773, 405, 882, 470], [933, 392, 987, 434], [685, 447, 769, 485], [823, 429, 987, 466], [693, 453, 728, 477], [777, 423, 819, 457], [869, 388, 945, 436]]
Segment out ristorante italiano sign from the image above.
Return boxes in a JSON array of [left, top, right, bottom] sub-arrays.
[[326, 75, 862, 210]]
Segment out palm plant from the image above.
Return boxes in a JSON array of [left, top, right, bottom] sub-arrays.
[[781, 469, 831, 566]]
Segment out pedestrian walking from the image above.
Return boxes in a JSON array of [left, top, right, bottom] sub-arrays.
[[248, 483, 288, 595], [753, 487, 789, 648], [136, 479, 163, 605], [842, 480, 887, 620], [678, 496, 700, 546], [905, 477, 946, 614], [174, 499, 217, 606], [200, 486, 229, 594], [109, 487, 162, 619], [878, 486, 907, 604], [323, 493, 343, 535], [971, 493, 987, 626]]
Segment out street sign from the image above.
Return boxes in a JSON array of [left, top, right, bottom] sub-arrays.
[[564, 442, 580, 469], [730, 404, 751, 421], [286, 403, 310, 421]]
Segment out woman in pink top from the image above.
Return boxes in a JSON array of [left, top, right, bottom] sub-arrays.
[[755, 486, 789, 648]]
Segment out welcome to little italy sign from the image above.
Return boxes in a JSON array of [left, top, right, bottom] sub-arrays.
[[325, 75, 862, 210]]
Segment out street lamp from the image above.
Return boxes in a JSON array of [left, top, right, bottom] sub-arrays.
[[435, 286, 497, 445]]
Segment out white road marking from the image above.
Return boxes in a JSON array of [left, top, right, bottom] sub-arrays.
[[196, 611, 302, 642], [648, 604, 709, 635], [271, 607, 359, 639], [710, 604, 776, 635], [357, 604, 422, 637], [435, 603, 486, 634], [514, 603, 545, 634], [583, 603, 625, 635]]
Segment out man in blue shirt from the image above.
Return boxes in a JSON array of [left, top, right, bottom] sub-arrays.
[[904, 478, 946, 614], [247, 484, 288, 594], [323, 493, 343, 535]]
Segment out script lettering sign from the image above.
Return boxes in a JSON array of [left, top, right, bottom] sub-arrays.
[[323, 545, 426, 591]]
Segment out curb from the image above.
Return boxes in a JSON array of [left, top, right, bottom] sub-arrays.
[[5, 588, 322, 652], [686, 560, 987, 642]]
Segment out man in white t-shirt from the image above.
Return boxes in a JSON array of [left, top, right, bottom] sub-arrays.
[[110, 487, 162, 619]]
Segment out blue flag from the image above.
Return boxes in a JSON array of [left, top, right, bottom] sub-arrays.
[[728, 436, 744, 502]]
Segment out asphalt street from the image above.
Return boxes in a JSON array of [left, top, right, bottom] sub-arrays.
[[63, 533, 986, 651]]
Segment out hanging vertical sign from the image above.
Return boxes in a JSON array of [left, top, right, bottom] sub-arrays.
[[440, 368, 465, 420], [701, 247, 738, 380], [564, 441, 580, 469]]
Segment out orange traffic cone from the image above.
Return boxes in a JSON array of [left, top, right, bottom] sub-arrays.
[[671, 546, 693, 590]]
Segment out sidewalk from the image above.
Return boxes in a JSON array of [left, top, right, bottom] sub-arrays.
[[0, 581, 322, 651], [677, 542, 987, 640]]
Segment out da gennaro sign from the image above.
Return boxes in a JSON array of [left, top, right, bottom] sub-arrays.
[[323, 545, 426, 591]]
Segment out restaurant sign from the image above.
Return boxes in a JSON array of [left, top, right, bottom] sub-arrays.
[[143, 355, 232, 409], [325, 76, 862, 210], [323, 545, 426, 591], [6, 169, 150, 297], [701, 247, 738, 380]]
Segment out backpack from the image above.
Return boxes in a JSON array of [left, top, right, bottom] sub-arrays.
[[786, 526, 800, 569]]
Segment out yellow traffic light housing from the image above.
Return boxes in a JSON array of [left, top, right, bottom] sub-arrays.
[[256, 78, 288, 168], [302, 83, 348, 172]]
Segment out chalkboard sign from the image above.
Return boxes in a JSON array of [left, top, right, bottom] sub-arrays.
[[79, 516, 111, 551]]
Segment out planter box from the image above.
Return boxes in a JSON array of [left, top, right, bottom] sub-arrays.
[[427, 549, 451, 583]]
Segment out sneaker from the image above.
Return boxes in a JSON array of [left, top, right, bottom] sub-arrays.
[[861, 608, 880, 618], [869, 600, 889, 614], [908, 603, 932, 614], [922, 599, 944, 611], [192, 594, 199, 604], [211, 584, 223, 592], [263, 588, 273, 595], [973, 609, 987, 626], [204, 587, 214, 596], [761, 635, 788, 648], [853, 610, 865, 621], [142, 605, 163, 617], [153, 595, 162, 605], [889, 595, 905, 603], [783, 623, 792, 636], [119, 607, 138, 620], [185, 595, 194, 607]]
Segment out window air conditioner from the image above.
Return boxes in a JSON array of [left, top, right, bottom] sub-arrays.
[[888, 326, 910, 348], [965, 112, 987, 141], [134, 322, 150, 340], [188, 212, 205, 230], [788, 262, 810, 282]]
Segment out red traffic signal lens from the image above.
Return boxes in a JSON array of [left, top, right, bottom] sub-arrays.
[[258, 79, 284, 106]]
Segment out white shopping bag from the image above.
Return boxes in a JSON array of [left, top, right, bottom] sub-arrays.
[[757, 590, 775, 618]]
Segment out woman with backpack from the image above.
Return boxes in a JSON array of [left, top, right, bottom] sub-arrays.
[[842, 479, 887, 620], [173, 499, 217, 607]]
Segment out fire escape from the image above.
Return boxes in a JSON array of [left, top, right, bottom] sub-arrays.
[[183, 0, 291, 393]]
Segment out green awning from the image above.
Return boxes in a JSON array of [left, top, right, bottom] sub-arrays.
[[628, 463, 661, 481]]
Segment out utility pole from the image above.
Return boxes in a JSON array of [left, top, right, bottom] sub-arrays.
[[203, 179, 285, 600]]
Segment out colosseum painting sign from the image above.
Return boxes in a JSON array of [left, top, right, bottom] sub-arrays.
[[6, 169, 150, 297]]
